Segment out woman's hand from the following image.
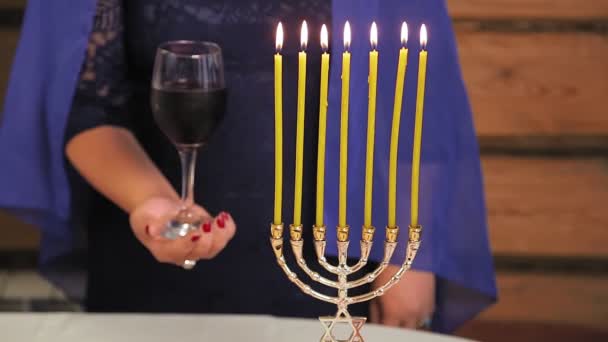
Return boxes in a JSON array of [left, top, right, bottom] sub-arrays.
[[129, 197, 236, 267], [370, 266, 435, 329]]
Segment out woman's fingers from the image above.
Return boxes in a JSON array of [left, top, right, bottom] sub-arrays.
[[381, 316, 402, 328], [212, 212, 237, 249], [371, 268, 436, 330], [130, 197, 236, 266], [369, 299, 381, 324], [190, 212, 236, 260], [147, 235, 197, 266], [187, 220, 215, 260], [401, 319, 418, 330]]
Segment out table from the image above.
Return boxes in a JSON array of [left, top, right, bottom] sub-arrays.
[[0, 313, 473, 341]]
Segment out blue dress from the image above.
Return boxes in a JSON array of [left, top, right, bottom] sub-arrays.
[[0, 0, 496, 333]]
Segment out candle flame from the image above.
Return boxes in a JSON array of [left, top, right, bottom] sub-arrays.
[[401, 22, 408, 47], [370, 22, 378, 50], [420, 24, 428, 50], [344, 21, 351, 51], [321, 24, 329, 52], [301, 20, 308, 51], [276, 22, 283, 52]]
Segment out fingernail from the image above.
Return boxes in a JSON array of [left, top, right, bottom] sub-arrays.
[[145, 226, 150, 235], [217, 218, 225, 228], [221, 212, 230, 221], [191, 235, 201, 242], [202, 223, 211, 233]]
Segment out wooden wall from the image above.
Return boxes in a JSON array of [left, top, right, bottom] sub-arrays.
[[447, 0, 608, 339], [0, 1, 39, 249], [1, 0, 608, 339]]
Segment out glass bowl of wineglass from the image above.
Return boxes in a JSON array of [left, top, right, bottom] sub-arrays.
[[151, 40, 227, 239]]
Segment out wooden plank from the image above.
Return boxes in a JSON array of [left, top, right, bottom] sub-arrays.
[[448, 0, 608, 20], [479, 273, 608, 330], [0, 0, 26, 9], [479, 136, 608, 154], [0, 211, 39, 250], [457, 320, 608, 342], [3, 271, 56, 299], [0, 30, 19, 110], [457, 30, 608, 137], [4, 1, 608, 20], [13, 0, 608, 19], [483, 156, 608, 257]]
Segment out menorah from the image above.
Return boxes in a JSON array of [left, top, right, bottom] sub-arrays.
[[270, 20, 428, 342], [269, 221, 422, 341]]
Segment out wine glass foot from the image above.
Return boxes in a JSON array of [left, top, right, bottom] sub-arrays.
[[162, 221, 201, 240], [162, 210, 202, 240]]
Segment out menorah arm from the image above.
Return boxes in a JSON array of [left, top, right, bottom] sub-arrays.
[[290, 238, 341, 289], [345, 241, 397, 289], [313, 240, 341, 274], [313, 239, 373, 276], [270, 236, 339, 304], [346, 225, 422, 305], [347, 240, 373, 274]]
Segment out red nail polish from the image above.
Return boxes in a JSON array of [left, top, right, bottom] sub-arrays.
[[202, 223, 211, 233], [191, 235, 201, 242], [221, 212, 229, 220], [217, 218, 225, 228]]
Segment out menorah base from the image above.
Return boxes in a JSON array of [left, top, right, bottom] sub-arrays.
[[319, 310, 367, 342]]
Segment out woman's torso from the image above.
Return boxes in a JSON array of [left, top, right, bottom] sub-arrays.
[[83, 0, 375, 318]]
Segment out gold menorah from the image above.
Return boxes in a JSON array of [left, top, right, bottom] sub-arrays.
[[270, 20, 428, 341], [269, 221, 422, 341]]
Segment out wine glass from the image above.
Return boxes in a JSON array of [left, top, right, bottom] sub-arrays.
[[151, 41, 226, 239]]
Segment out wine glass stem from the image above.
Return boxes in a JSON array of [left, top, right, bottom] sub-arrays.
[[178, 147, 197, 207]]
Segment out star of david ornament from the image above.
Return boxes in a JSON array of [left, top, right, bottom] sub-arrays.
[[319, 309, 367, 342]]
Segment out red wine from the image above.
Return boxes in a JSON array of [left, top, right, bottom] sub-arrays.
[[151, 84, 227, 146]]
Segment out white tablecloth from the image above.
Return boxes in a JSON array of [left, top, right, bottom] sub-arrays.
[[0, 313, 473, 341]]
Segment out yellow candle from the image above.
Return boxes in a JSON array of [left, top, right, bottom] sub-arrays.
[[364, 22, 378, 228], [293, 21, 308, 227], [388, 22, 409, 228], [273, 23, 284, 225], [339, 21, 351, 228], [316, 24, 330, 227], [411, 24, 428, 227]]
